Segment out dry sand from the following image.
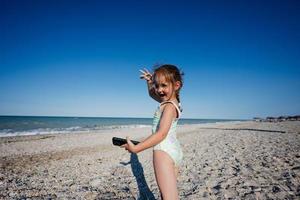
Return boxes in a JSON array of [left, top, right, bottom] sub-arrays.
[[0, 121, 300, 199]]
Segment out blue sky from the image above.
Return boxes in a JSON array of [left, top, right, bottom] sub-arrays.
[[1, 0, 299, 119]]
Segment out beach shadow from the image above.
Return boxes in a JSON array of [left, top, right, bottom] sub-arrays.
[[120, 153, 155, 200]]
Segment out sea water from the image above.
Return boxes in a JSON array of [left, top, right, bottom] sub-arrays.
[[0, 116, 238, 137]]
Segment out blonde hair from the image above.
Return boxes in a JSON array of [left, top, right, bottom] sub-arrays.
[[153, 64, 184, 102]]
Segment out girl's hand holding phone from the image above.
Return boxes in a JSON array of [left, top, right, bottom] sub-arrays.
[[121, 137, 138, 154]]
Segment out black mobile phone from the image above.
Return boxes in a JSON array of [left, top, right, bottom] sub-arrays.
[[112, 137, 140, 146]]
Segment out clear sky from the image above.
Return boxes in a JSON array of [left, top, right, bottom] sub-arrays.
[[1, 0, 299, 119]]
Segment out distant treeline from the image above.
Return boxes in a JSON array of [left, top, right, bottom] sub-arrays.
[[253, 115, 300, 122]]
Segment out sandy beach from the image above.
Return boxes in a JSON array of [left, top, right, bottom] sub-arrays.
[[0, 121, 300, 199]]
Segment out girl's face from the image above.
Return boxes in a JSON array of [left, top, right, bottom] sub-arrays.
[[153, 74, 180, 102]]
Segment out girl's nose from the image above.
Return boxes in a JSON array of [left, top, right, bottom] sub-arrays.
[[158, 87, 163, 93]]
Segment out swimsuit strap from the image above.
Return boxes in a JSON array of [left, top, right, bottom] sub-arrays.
[[160, 101, 182, 118]]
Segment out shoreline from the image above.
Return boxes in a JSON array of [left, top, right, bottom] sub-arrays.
[[1, 121, 299, 199], [0, 116, 244, 138]]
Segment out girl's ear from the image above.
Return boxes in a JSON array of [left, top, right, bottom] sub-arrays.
[[174, 81, 181, 91]]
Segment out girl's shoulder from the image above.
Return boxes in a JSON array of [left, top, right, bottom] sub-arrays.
[[159, 101, 181, 118]]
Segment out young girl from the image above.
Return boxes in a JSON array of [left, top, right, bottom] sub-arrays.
[[122, 64, 184, 200]]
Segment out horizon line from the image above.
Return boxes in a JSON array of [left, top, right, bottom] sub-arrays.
[[0, 114, 248, 121]]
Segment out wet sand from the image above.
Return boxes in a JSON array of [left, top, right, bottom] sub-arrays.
[[1, 121, 300, 199]]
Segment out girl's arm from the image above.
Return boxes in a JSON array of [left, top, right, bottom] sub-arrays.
[[123, 103, 177, 153], [140, 69, 161, 103]]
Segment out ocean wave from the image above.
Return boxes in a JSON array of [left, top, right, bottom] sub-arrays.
[[0, 124, 152, 137]]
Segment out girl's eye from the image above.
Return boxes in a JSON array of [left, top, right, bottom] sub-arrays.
[[154, 83, 167, 88]]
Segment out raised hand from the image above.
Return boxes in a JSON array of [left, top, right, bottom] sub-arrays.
[[140, 68, 160, 102], [139, 68, 153, 83]]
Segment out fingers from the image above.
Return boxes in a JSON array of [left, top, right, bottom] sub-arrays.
[[139, 70, 150, 78], [140, 76, 151, 81], [139, 68, 152, 78], [143, 68, 151, 74], [144, 68, 152, 76], [121, 137, 131, 151], [121, 137, 137, 153], [121, 144, 129, 151], [126, 136, 133, 145], [139, 68, 151, 74], [139, 69, 146, 74]]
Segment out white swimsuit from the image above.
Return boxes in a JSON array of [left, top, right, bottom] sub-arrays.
[[152, 101, 183, 166]]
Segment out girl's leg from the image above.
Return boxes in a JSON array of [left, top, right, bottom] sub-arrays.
[[153, 150, 179, 200]]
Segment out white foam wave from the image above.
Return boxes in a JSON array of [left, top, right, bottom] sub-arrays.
[[0, 124, 151, 137]]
